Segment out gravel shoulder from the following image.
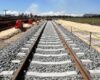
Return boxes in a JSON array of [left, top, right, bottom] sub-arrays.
[[0, 31, 25, 49]]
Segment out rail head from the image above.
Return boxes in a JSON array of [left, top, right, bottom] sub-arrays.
[[52, 22, 92, 80], [11, 22, 47, 80]]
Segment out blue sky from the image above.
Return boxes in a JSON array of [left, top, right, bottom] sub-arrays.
[[0, 0, 100, 15]]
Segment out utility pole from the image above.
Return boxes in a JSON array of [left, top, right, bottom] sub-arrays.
[[3, 9, 8, 16]]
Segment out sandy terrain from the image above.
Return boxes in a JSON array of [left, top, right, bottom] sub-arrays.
[[0, 28, 20, 40], [23, 23, 32, 29], [56, 20, 100, 52], [56, 20, 100, 33], [0, 23, 36, 49], [0, 32, 24, 49], [0, 23, 34, 40]]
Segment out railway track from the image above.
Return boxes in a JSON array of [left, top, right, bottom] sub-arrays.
[[0, 21, 100, 80]]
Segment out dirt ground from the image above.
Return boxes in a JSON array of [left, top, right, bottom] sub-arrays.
[[0, 23, 35, 49], [0, 32, 25, 49], [56, 20, 100, 52], [56, 20, 100, 33]]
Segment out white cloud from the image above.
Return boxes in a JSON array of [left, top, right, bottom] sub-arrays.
[[40, 11, 66, 16], [6, 10, 19, 16], [4, 10, 82, 17], [69, 14, 83, 17], [25, 2, 83, 16], [25, 3, 67, 16], [25, 3, 39, 15], [39, 11, 82, 16]]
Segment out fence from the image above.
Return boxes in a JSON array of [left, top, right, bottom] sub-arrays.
[[62, 25, 100, 52]]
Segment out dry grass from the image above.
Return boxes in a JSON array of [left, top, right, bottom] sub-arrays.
[[56, 19, 100, 52], [64, 18, 100, 26], [56, 20, 100, 33]]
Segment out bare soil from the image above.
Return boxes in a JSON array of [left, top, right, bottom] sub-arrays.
[[56, 20, 100, 52]]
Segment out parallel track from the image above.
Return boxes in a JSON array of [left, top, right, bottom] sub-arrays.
[[1, 21, 100, 80], [12, 22, 47, 80], [53, 22, 91, 80]]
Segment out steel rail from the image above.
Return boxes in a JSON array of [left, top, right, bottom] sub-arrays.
[[53, 22, 92, 80], [11, 22, 47, 80]]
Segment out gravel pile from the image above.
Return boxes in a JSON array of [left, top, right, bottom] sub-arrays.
[[26, 21, 81, 80], [0, 22, 47, 80], [40, 38, 60, 41], [37, 46, 63, 49], [0, 22, 45, 72], [37, 45, 63, 49], [36, 50, 66, 54], [28, 63, 75, 72], [39, 40, 60, 42], [38, 42, 61, 45], [1, 21, 92, 80], [55, 22, 100, 79], [25, 76, 83, 80], [0, 76, 11, 80], [83, 62, 95, 70], [6, 63, 19, 70], [13, 55, 25, 60], [33, 55, 70, 62], [91, 75, 100, 80]]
